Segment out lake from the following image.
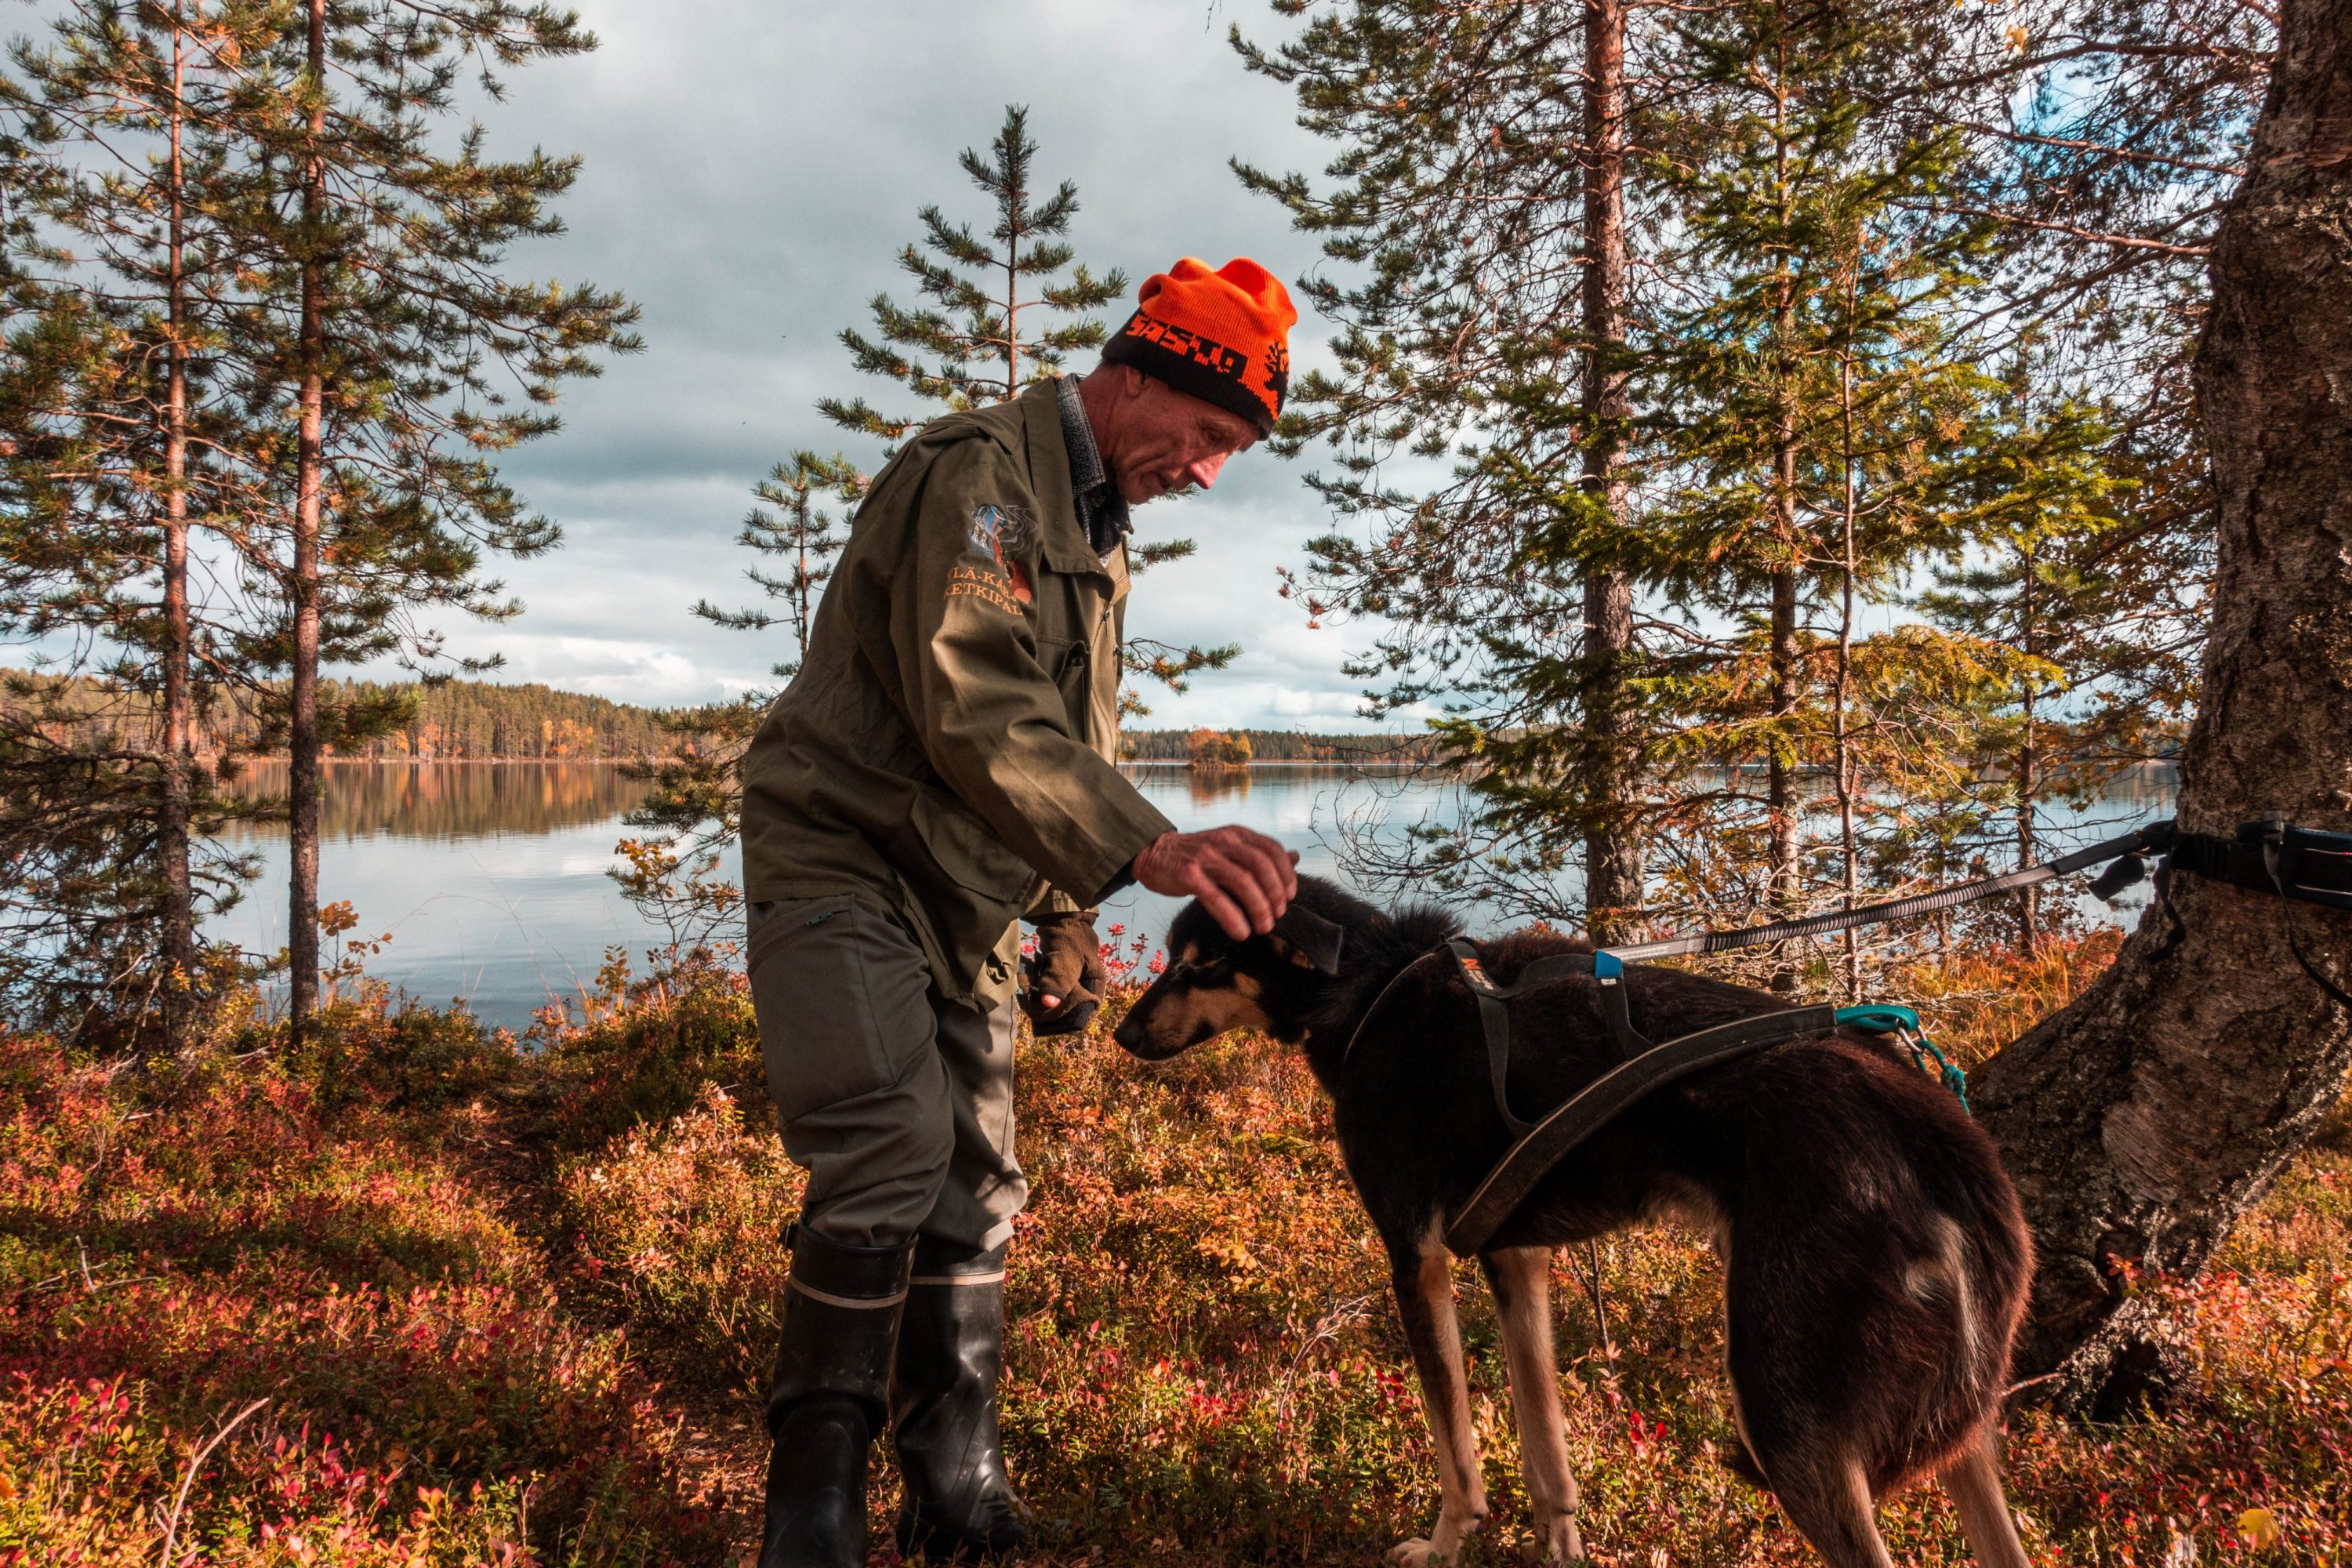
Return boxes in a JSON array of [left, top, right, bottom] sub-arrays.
[[212, 760, 2176, 1029]]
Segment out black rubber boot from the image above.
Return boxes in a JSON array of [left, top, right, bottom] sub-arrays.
[[891, 1236, 1027, 1561], [760, 1222, 914, 1568]]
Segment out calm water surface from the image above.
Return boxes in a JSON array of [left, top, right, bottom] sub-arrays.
[[213, 760, 2175, 1029]]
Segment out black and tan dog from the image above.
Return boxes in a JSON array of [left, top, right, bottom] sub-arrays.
[[1112, 877, 2034, 1568]]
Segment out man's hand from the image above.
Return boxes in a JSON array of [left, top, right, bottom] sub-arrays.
[[1024, 910, 1106, 1035], [1132, 826, 1300, 941]]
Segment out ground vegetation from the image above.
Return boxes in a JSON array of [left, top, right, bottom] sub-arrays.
[[2, 939, 2342, 1565]]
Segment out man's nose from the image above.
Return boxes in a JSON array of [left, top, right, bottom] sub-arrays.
[[1185, 452, 1230, 491]]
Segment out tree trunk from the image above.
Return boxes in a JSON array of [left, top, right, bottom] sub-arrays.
[[1834, 339, 1860, 1002], [1766, 564, 1800, 887], [1578, 0, 1642, 942], [2016, 542, 2041, 954], [1973, 0, 2352, 1410], [287, 0, 328, 1041], [160, 9, 194, 1046], [1765, 36, 1802, 989]]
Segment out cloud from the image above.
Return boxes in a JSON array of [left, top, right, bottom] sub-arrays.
[[357, 0, 1407, 728]]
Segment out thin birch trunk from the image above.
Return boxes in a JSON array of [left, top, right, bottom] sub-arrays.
[[2016, 541, 2041, 953]]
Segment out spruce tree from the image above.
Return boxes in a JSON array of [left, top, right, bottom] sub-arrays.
[[1916, 362, 2164, 952], [1605, 0, 2114, 980], [1232, 0, 1680, 935]]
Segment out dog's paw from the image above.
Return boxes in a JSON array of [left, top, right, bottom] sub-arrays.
[[1521, 1517, 1588, 1566], [1389, 1539, 1446, 1568]]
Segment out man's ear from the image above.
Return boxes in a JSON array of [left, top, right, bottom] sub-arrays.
[[1269, 906, 1344, 976]]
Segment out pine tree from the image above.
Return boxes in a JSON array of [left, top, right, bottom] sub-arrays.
[[223, 0, 638, 1040], [694, 452, 861, 678], [0, 0, 287, 1043], [619, 107, 1228, 942], [1972, 0, 2347, 1399], [820, 104, 1127, 448], [611, 452, 861, 949]]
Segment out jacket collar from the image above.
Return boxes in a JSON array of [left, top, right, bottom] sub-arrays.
[[1021, 380, 1120, 581]]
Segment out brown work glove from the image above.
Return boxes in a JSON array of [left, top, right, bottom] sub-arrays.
[[1021, 910, 1106, 1036]]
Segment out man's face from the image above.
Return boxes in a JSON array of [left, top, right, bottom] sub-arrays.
[[1098, 368, 1261, 506]]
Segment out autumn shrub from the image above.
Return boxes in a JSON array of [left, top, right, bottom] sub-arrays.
[[0, 1016, 728, 1566], [558, 1084, 801, 1391], [531, 949, 764, 1155], [9, 928, 2345, 1567]]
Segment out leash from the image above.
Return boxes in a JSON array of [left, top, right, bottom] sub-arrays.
[[1364, 814, 2352, 1258]]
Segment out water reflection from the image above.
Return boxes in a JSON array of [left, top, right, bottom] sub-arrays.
[[1182, 767, 1252, 805], [201, 759, 2176, 1029], [224, 759, 650, 840]]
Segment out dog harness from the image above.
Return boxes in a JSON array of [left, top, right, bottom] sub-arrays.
[[1332, 816, 2352, 1258]]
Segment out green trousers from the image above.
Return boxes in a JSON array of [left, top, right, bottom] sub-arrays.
[[747, 894, 1028, 1250]]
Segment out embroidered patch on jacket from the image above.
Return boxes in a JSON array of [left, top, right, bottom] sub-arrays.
[[953, 503, 1035, 613], [965, 503, 1033, 564], [946, 563, 1024, 613]]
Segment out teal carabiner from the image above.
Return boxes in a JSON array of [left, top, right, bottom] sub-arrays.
[[1835, 1004, 1969, 1112], [1833, 1004, 1921, 1034]]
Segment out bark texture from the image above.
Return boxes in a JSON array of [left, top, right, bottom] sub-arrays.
[[1579, 0, 1644, 942], [1973, 0, 2352, 1408], [287, 0, 327, 1041]]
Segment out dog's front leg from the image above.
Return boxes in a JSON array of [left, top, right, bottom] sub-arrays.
[[1481, 1247, 1584, 1566], [1390, 1237, 1489, 1566]]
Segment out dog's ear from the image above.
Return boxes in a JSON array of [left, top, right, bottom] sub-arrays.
[[1269, 906, 1344, 975]]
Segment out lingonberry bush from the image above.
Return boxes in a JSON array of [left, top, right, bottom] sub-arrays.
[[4, 936, 2343, 1564]]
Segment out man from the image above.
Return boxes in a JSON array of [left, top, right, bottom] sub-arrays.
[[739, 256, 1303, 1568]]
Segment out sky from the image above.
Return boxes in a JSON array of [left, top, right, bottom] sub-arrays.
[[435, 0, 1403, 731]]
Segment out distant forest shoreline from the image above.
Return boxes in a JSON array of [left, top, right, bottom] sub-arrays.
[[2, 672, 1434, 765]]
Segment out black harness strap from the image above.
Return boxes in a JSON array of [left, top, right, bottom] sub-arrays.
[[1445, 1002, 1840, 1257], [1446, 938, 1537, 1137], [1445, 939, 1624, 1136], [1328, 812, 2350, 1261]]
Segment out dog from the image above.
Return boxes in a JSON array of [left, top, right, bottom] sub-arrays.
[[1112, 877, 2035, 1568]]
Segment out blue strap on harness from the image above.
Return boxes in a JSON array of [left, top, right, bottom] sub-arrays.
[[1832, 1004, 1969, 1112]]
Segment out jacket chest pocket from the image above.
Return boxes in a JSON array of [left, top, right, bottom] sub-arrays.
[[1037, 635, 1095, 744]]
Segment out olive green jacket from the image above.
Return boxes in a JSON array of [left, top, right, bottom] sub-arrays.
[[739, 379, 1177, 1005]]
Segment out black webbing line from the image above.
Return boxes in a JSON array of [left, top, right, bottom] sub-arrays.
[[1443, 940, 1627, 1137], [1446, 938, 1537, 1137], [1599, 821, 2179, 966]]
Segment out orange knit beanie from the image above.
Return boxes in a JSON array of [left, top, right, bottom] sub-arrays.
[[1100, 257, 1298, 435]]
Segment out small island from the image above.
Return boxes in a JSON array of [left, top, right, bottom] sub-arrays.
[[1186, 727, 1253, 772]]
